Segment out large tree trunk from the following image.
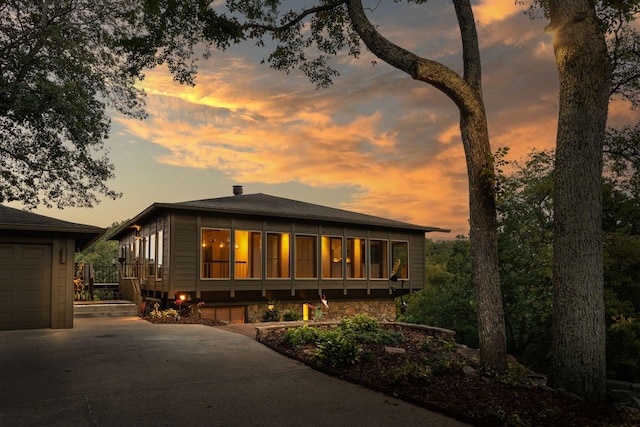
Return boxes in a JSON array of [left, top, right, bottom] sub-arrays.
[[347, 0, 507, 371], [547, 0, 609, 402]]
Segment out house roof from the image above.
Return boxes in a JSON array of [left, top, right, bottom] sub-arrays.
[[108, 192, 449, 240], [0, 204, 106, 250]]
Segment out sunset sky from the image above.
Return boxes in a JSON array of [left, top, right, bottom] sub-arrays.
[[13, 0, 640, 238]]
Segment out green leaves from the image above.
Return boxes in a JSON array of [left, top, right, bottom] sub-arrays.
[[0, 1, 140, 208]]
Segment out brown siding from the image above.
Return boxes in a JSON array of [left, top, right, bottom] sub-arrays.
[[408, 233, 425, 291], [170, 214, 198, 296], [51, 238, 75, 329]]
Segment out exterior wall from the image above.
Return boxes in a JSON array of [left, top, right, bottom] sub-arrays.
[[121, 210, 428, 323], [51, 237, 75, 329], [170, 213, 199, 297], [408, 233, 426, 292]]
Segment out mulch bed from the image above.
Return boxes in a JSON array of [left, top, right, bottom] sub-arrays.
[[144, 317, 640, 426]]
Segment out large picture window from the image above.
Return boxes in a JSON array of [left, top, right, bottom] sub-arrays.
[[346, 237, 366, 279], [391, 241, 409, 279], [295, 235, 317, 279], [369, 239, 388, 279], [235, 230, 262, 279], [267, 232, 290, 278], [201, 229, 230, 279], [322, 236, 343, 279]]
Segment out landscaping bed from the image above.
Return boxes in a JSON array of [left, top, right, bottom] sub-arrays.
[[144, 314, 639, 426], [256, 318, 640, 427]]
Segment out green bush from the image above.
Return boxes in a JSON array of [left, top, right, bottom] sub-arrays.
[[282, 309, 302, 321], [338, 314, 403, 345], [381, 360, 432, 385], [313, 329, 361, 367], [281, 325, 320, 349], [262, 306, 280, 322], [338, 314, 380, 333]]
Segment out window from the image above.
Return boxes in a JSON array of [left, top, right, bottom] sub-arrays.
[[134, 238, 140, 277], [295, 235, 317, 278], [201, 229, 231, 279], [235, 230, 262, 278], [267, 232, 290, 278], [391, 241, 409, 279], [156, 230, 163, 279], [322, 236, 343, 279], [369, 239, 388, 279], [148, 233, 156, 277], [346, 237, 366, 279], [141, 237, 149, 280]]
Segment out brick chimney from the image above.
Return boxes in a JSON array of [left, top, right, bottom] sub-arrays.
[[232, 185, 243, 196]]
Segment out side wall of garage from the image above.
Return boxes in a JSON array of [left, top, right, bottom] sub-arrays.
[[0, 236, 76, 330], [52, 238, 76, 329]]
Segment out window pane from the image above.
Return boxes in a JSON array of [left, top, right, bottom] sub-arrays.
[[295, 235, 317, 278], [156, 230, 163, 278], [369, 240, 388, 279], [346, 238, 366, 279], [235, 230, 262, 278], [322, 236, 343, 279], [134, 239, 140, 278], [391, 241, 409, 279], [148, 234, 156, 277], [201, 229, 230, 279], [142, 237, 149, 279], [267, 233, 290, 278]]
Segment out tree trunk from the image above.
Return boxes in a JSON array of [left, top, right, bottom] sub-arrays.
[[547, 0, 609, 402], [347, 0, 506, 371]]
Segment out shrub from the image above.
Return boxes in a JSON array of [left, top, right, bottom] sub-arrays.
[[149, 305, 179, 320], [338, 314, 403, 345], [382, 360, 432, 385], [262, 306, 280, 322], [338, 314, 380, 333], [313, 329, 361, 367], [281, 325, 320, 349], [282, 309, 302, 321], [421, 335, 456, 352]]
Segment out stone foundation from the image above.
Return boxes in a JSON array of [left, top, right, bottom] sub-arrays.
[[247, 299, 397, 323]]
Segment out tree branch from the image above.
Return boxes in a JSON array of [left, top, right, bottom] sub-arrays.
[[346, 0, 481, 114], [242, 0, 347, 34]]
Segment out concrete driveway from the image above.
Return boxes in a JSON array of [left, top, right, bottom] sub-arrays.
[[0, 317, 469, 426]]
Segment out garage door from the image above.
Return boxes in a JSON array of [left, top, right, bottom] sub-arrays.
[[0, 244, 52, 330]]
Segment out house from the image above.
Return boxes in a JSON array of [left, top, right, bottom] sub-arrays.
[[108, 186, 449, 323], [0, 204, 105, 330]]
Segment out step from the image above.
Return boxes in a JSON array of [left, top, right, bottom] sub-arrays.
[[74, 301, 138, 318]]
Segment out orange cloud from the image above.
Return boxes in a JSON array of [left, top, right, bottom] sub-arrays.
[[474, 0, 520, 26]]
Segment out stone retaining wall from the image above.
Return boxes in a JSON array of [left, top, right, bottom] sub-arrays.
[[247, 299, 397, 323]]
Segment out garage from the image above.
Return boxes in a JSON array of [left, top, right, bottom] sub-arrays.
[[0, 205, 104, 330], [0, 244, 52, 330]]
